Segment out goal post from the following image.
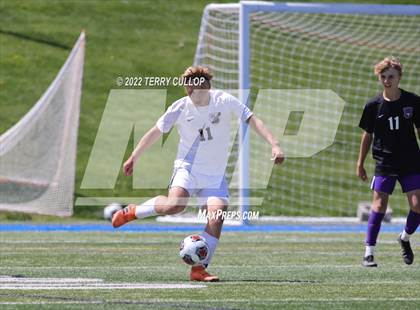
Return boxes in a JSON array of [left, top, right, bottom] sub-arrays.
[[193, 2, 420, 222], [0, 32, 85, 216]]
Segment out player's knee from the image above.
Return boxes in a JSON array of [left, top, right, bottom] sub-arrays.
[[371, 201, 387, 213], [207, 203, 228, 223], [207, 198, 227, 210], [410, 201, 420, 213], [156, 196, 187, 215], [165, 202, 186, 215], [372, 193, 388, 212]]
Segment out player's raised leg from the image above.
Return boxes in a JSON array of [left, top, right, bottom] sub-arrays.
[[191, 197, 227, 282], [398, 186, 420, 265], [112, 186, 189, 228], [363, 188, 389, 267]]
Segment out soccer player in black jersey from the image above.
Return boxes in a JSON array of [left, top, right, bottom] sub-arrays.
[[357, 57, 420, 267]]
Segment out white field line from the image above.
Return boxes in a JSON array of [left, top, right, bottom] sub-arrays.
[[0, 284, 206, 290], [0, 302, 103, 305], [0, 277, 206, 290], [0, 277, 418, 288], [1, 297, 420, 305], [0, 277, 103, 283]]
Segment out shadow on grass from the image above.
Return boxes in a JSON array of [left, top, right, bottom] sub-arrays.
[[0, 29, 71, 50]]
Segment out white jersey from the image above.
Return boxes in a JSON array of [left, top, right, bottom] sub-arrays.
[[156, 90, 253, 176]]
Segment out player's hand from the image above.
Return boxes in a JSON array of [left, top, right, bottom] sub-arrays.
[[123, 155, 135, 176], [357, 164, 368, 181], [271, 145, 285, 165]]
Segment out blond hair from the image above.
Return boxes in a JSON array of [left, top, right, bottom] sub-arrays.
[[374, 57, 403, 76], [182, 66, 213, 82]]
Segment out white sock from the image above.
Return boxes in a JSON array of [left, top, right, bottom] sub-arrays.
[[201, 231, 219, 267], [135, 197, 157, 219], [365, 245, 375, 257], [401, 230, 411, 242]]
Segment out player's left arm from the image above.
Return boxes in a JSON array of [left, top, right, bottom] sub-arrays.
[[247, 115, 284, 165], [415, 96, 420, 140]]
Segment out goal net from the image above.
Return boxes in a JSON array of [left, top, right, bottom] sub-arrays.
[[0, 32, 85, 216], [193, 2, 420, 218]]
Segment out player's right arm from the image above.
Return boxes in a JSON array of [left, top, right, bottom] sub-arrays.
[[357, 131, 372, 182], [357, 101, 376, 182], [123, 126, 162, 176]]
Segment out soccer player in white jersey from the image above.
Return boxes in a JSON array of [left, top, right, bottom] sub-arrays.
[[112, 66, 284, 281]]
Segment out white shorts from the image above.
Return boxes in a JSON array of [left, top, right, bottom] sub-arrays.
[[169, 167, 229, 206]]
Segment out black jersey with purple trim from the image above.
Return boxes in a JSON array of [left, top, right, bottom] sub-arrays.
[[359, 89, 420, 176]]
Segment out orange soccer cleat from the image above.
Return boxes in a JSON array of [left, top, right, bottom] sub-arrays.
[[190, 265, 219, 282], [112, 204, 137, 228]]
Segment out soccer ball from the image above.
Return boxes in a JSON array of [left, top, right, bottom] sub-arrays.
[[179, 235, 209, 266], [103, 203, 123, 221]]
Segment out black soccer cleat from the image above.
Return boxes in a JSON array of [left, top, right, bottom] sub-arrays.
[[397, 234, 414, 265], [362, 255, 377, 267]]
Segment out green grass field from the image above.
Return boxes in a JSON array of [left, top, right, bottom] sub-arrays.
[[0, 229, 419, 309], [1, 1, 420, 308]]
